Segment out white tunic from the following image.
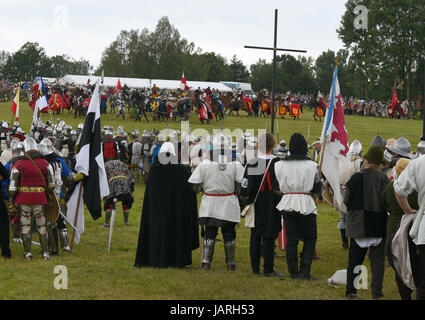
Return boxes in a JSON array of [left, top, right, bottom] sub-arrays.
[[274, 159, 319, 215], [131, 141, 143, 165], [394, 155, 425, 245], [188, 159, 244, 223]]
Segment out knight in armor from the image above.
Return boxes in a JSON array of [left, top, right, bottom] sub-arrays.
[[38, 138, 84, 255], [114, 127, 129, 163], [67, 130, 78, 169], [273, 139, 289, 159], [128, 131, 143, 182], [8, 137, 55, 260], [102, 130, 121, 162], [103, 159, 134, 227], [11, 127, 26, 142], [188, 134, 244, 270]]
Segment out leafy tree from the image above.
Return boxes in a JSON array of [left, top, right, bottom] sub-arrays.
[[226, 55, 250, 82], [3, 42, 52, 81]]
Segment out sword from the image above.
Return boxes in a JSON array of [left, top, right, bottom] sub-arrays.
[[59, 210, 79, 233], [108, 198, 117, 252]]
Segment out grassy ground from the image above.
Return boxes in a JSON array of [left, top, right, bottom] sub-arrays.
[[0, 102, 422, 300]]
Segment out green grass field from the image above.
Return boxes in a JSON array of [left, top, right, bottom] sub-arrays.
[[0, 101, 422, 300]]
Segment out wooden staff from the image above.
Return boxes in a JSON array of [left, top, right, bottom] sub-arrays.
[[70, 181, 83, 250]]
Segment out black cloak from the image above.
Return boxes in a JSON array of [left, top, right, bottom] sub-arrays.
[[0, 162, 11, 257], [240, 157, 281, 239], [135, 157, 199, 268]]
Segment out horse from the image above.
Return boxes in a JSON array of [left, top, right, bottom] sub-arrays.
[[209, 94, 225, 121], [130, 90, 149, 122], [177, 97, 192, 121]]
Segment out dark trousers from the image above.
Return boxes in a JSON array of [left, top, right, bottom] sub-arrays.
[[346, 238, 385, 296], [205, 226, 236, 242], [283, 212, 317, 277], [249, 229, 276, 274], [0, 206, 11, 257], [395, 244, 425, 300]]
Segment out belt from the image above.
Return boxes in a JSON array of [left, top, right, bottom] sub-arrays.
[[284, 192, 312, 195], [204, 192, 235, 197], [19, 187, 45, 193], [109, 175, 129, 182]]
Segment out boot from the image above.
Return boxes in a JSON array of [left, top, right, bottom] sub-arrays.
[[340, 229, 348, 249], [123, 210, 129, 225], [286, 244, 299, 278], [39, 234, 50, 260], [299, 244, 318, 280], [103, 210, 112, 227], [59, 229, 72, 252], [47, 223, 59, 256], [224, 240, 236, 271], [22, 233, 33, 260], [201, 239, 215, 270]]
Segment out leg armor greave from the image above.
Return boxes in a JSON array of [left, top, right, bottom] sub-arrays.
[[47, 222, 59, 255], [123, 210, 129, 225], [59, 229, 72, 252], [104, 210, 112, 227], [201, 239, 215, 270], [39, 234, 50, 260], [224, 240, 237, 271], [22, 233, 32, 260]]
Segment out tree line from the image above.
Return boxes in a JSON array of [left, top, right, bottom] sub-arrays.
[[2, 1, 425, 102]]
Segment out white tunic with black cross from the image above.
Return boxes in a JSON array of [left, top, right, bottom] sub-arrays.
[[188, 159, 244, 223]]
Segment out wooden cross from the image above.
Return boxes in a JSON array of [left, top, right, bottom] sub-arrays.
[[245, 9, 307, 134]]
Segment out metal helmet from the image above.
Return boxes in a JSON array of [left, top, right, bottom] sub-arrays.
[[349, 140, 362, 156], [371, 135, 386, 148], [417, 140, 425, 157], [23, 136, 38, 152], [387, 137, 413, 159], [247, 137, 258, 149], [105, 130, 113, 139], [213, 134, 230, 151], [15, 142, 24, 157], [279, 139, 288, 152], [38, 138, 54, 156]]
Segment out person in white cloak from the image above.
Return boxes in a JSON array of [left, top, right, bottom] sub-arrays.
[[188, 134, 244, 271], [394, 154, 425, 299]]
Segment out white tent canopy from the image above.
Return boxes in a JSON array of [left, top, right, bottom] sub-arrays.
[[59, 75, 233, 92], [59, 75, 150, 88]]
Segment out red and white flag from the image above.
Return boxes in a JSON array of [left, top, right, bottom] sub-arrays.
[[11, 87, 20, 121], [320, 65, 350, 210], [113, 79, 122, 94], [180, 71, 190, 91]]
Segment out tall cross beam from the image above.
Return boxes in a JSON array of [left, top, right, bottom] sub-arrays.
[[245, 9, 307, 134]]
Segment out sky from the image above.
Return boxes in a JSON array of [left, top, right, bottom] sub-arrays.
[[0, 0, 347, 72]]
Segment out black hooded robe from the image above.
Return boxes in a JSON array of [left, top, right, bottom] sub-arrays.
[[135, 160, 199, 268]]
